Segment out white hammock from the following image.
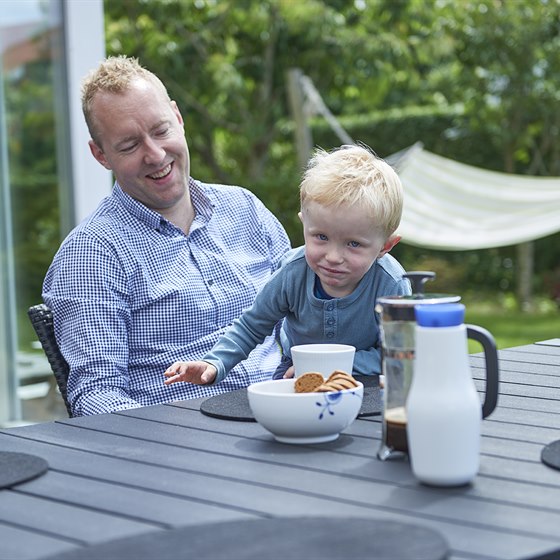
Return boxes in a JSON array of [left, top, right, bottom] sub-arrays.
[[393, 143, 560, 250]]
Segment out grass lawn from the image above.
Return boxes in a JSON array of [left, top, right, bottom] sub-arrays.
[[464, 296, 560, 352]]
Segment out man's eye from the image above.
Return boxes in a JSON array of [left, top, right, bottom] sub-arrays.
[[120, 144, 136, 153], [156, 127, 170, 137]]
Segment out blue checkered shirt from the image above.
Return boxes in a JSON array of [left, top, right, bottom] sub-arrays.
[[43, 179, 291, 416]]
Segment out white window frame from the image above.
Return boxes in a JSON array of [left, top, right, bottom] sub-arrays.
[[63, 0, 111, 226]]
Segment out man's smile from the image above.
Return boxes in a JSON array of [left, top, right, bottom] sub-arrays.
[[148, 162, 172, 180]]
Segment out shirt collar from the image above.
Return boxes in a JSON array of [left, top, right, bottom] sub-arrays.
[[189, 178, 215, 223], [112, 178, 214, 234]]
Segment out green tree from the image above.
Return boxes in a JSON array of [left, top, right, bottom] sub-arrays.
[[435, 0, 560, 308], [437, 0, 560, 175], [104, 0, 450, 235], [7, 59, 61, 337], [104, 0, 560, 302]]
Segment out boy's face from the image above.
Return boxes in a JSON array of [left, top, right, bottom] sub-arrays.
[[300, 200, 400, 298]]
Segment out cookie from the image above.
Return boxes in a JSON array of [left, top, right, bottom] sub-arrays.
[[326, 370, 354, 382], [316, 370, 359, 392], [295, 372, 325, 393]]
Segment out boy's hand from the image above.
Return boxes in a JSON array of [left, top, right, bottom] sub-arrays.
[[164, 361, 217, 385], [283, 365, 295, 379]]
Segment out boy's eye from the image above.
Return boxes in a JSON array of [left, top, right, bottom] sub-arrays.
[[349, 241, 360, 248], [317, 234, 328, 241]]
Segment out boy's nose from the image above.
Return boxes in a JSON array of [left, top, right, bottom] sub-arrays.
[[325, 247, 343, 263]]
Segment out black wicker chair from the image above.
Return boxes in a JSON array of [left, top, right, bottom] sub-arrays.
[[27, 304, 72, 417]]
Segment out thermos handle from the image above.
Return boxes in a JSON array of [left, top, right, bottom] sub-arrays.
[[466, 325, 499, 418]]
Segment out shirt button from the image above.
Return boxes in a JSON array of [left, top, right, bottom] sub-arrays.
[[327, 318, 335, 325], [326, 332, 335, 338], [207, 279, 214, 286], [326, 304, 334, 311]]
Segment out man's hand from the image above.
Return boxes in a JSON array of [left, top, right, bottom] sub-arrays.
[[164, 361, 217, 385]]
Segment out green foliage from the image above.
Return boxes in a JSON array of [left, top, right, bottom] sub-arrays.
[[465, 297, 560, 351], [6, 59, 61, 325], [101, 0, 560, 298], [436, 0, 560, 175]]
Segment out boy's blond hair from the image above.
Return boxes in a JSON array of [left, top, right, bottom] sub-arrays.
[[300, 144, 403, 238], [81, 55, 170, 145]]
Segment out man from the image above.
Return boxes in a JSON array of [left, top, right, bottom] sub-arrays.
[[43, 56, 291, 416]]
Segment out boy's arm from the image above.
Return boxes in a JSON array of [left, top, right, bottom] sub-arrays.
[[196, 268, 290, 384], [352, 347, 382, 376], [352, 267, 411, 377]]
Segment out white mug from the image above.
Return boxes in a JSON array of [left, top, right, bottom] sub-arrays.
[[290, 344, 356, 378]]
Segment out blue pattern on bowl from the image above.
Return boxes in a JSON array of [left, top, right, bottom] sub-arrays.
[[316, 390, 360, 420]]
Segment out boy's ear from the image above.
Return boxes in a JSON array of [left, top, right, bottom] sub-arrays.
[[378, 234, 401, 258], [298, 211, 303, 223]]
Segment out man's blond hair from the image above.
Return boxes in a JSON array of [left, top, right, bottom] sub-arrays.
[[300, 144, 403, 238], [81, 55, 170, 144]]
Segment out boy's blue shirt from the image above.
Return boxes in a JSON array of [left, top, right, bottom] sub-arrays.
[[204, 246, 411, 382]]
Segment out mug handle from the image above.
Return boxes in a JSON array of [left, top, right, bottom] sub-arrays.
[[467, 325, 500, 418]]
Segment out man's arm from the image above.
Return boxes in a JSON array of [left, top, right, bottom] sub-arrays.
[[43, 234, 139, 416]]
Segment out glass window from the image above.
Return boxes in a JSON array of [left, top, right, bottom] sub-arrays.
[[0, 0, 69, 423]]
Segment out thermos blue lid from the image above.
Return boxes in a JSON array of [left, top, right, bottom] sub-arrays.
[[415, 303, 465, 327]]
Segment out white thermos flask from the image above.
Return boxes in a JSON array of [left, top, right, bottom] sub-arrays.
[[407, 303, 499, 486]]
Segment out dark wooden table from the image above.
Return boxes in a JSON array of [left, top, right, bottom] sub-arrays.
[[1, 341, 560, 560]]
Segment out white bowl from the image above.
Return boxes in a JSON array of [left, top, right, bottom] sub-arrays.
[[247, 378, 363, 444]]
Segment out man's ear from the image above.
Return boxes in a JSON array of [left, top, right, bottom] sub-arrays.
[[89, 140, 111, 170], [171, 100, 184, 127], [378, 234, 401, 258]]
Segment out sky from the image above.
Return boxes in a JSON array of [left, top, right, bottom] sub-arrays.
[[0, 0, 48, 27]]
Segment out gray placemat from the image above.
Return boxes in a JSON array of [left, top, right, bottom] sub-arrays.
[[542, 439, 560, 471], [355, 375, 382, 417], [200, 377, 382, 422], [41, 517, 449, 560], [0, 451, 48, 489], [200, 388, 255, 421], [520, 548, 560, 560], [535, 338, 560, 347]]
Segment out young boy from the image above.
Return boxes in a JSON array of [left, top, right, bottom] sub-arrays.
[[164, 144, 410, 387]]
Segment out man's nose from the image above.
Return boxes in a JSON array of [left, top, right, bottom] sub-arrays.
[[143, 138, 166, 164]]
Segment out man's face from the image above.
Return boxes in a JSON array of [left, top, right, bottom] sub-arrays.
[[88, 78, 190, 213]]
